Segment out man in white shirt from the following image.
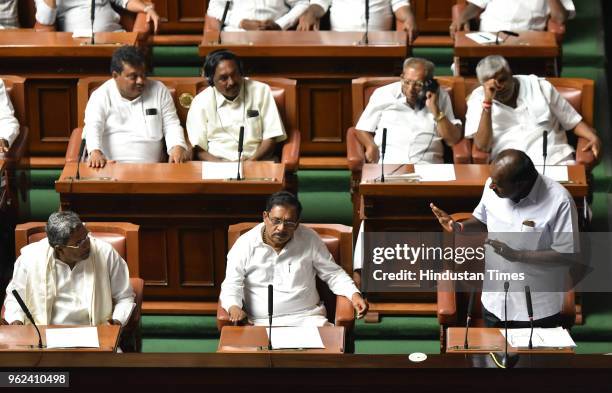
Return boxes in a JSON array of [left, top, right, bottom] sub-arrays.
[[465, 55, 600, 166], [297, 0, 417, 43], [2, 211, 135, 327], [355, 57, 462, 165], [35, 0, 160, 33], [431, 149, 579, 327], [187, 50, 286, 162], [206, 0, 309, 31], [0, 0, 18, 29], [450, 0, 575, 37], [220, 191, 368, 326], [85, 46, 188, 168], [0, 80, 20, 154]]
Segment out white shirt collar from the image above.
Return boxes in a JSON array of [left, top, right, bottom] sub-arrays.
[[214, 84, 245, 109], [111, 79, 145, 104]]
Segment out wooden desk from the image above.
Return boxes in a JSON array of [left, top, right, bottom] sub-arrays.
[[55, 161, 284, 308], [446, 327, 574, 354], [0, 30, 141, 157], [454, 31, 560, 77], [217, 326, 345, 354], [200, 31, 408, 156], [0, 325, 120, 352]]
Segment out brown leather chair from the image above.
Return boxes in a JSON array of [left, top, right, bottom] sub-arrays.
[[467, 78, 596, 171], [452, 0, 567, 44], [12, 221, 144, 352], [217, 222, 356, 351], [436, 212, 576, 353]]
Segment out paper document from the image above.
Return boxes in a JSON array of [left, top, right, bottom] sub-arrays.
[[501, 327, 576, 349], [414, 164, 456, 181], [45, 327, 100, 349], [202, 161, 243, 180], [535, 165, 569, 182], [72, 29, 93, 38], [465, 32, 498, 44], [266, 327, 324, 350]]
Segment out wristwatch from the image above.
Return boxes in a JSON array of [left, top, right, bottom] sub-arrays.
[[434, 112, 446, 123]]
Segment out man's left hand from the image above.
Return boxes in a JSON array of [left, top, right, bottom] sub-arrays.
[[259, 19, 281, 30], [168, 146, 188, 163], [582, 133, 602, 160], [0, 138, 8, 153], [351, 293, 368, 319], [402, 19, 418, 44], [486, 239, 522, 262], [144, 5, 160, 33], [425, 91, 439, 115]]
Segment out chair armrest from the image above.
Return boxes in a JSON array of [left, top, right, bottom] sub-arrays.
[[576, 136, 595, 172], [561, 289, 575, 328], [0, 126, 28, 164], [437, 282, 457, 325], [346, 127, 366, 173], [281, 128, 300, 173], [452, 138, 472, 164], [65, 128, 85, 163], [471, 141, 490, 164], [126, 278, 143, 329], [334, 295, 355, 328], [547, 18, 566, 44], [34, 21, 55, 32]]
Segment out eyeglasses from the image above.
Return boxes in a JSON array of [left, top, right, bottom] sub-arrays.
[[401, 79, 425, 89], [267, 217, 298, 229], [63, 233, 91, 249]]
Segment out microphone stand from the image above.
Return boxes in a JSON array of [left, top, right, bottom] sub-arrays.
[[542, 130, 548, 176], [499, 282, 518, 368], [380, 127, 387, 183], [268, 284, 273, 350], [90, 0, 95, 45], [360, 0, 369, 45], [218, 1, 230, 45], [236, 126, 244, 180], [12, 290, 43, 349], [464, 289, 475, 349]]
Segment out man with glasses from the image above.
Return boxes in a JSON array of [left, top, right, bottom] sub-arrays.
[[220, 191, 367, 326], [2, 211, 135, 326], [84, 45, 189, 168]]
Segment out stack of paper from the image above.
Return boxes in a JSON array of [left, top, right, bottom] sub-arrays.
[[535, 165, 569, 182], [501, 327, 576, 349], [202, 161, 243, 180], [265, 326, 324, 350], [45, 327, 100, 349], [414, 164, 456, 181]]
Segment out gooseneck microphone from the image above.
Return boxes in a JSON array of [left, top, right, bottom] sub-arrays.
[[495, 30, 518, 45], [218, 1, 231, 45], [464, 289, 475, 349], [12, 290, 43, 349], [380, 127, 387, 183], [75, 138, 87, 180], [268, 284, 273, 350], [498, 281, 519, 368], [90, 0, 95, 45], [236, 126, 244, 180], [525, 286, 534, 350], [542, 130, 548, 176], [359, 0, 370, 45]]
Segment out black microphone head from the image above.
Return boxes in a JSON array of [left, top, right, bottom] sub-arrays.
[[542, 130, 548, 155], [466, 289, 475, 317], [91, 0, 95, 21], [268, 284, 273, 316], [504, 281, 510, 291], [238, 126, 245, 153], [365, 0, 370, 20], [524, 286, 534, 318], [11, 289, 32, 319], [78, 138, 87, 158], [381, 127, 387, 156], [501, 30, 519, 37]]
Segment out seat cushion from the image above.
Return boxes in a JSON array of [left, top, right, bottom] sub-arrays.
[[270, 87, 286, 125], [556, 87, 582, 113], [320, 234, 340, 263]]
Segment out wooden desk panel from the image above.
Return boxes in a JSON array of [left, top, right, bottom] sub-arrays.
[[218, 326, 344, 354], [447, 327, 574, 354], [454, 31, 560, 77], [200, 31, 408, 156], [0, 325, 119, 352], [55, 162, 285, 303]]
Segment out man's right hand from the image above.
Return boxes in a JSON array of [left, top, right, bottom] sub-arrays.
[[297, 9, 319, 31], [228, 305, 247, 324], [88, 149, 112, 168], [449, 21, 467, 39], [0, 138, 9, 153], [364, 145, 380, 163], [483, 78, 500, 103], [430, 203, 456, 232]]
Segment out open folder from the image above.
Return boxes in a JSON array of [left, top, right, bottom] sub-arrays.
[[501, 327, 576, 349]]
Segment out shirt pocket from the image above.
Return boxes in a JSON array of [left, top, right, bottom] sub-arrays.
[[143, 110, 163, 140], [519, 222, 544, 251], [245, 112, 263, 141]]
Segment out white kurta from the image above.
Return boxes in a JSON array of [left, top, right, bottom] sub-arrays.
[[469, 0, 576, 32], [35, 0, 128, 32], [207, 0, 309, 31], [0, 0, 18, 29], [4, 238, 135, 326], [473, 174, 579, 321], [0, 80, 19, 148], [356, 81, 461, 164], [465, 75, 582, 165], [220, 223, 359, 326], [84, 78, 187, 163], [310, 0, 410, 31], [186, 79, 286, 161]]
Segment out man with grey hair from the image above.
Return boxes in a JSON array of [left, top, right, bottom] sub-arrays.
[[465, 55, 600, 165], [2, 211, 135, 327], [354, 57, 462, 165]]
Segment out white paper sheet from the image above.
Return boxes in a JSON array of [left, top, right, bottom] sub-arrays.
[[465, 32, 498, 44], [501, 327, 576, 349], [45, 327, 100, 349], [535, 165, 569, 182], [202, 161, 243, 180], [414, 164, 456, 181], [72, 29, 93, 38], [265, 327, 324, 350]]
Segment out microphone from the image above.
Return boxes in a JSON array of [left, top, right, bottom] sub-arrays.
[[464, 289, 475, 349], [236, 126, 244, 180], [90, 0, 95, 45], [218, 1, 231, 45], [361, 0, 370, 45], [499, 281, 518, 368], [380, 127, 387, 183], [495, 30, 518, 45], [542, 130, 548, 176], [525, 286, 534, 350], [11, 290, 43, 349], [268, 284, 273, 350], [75, 138, 87, 180]]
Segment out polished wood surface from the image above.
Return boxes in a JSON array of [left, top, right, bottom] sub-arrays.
[[413, 0, 456, 33], [454, 31, 559, 76], [446, 327, 575, 354], [56, 162, 285, 304], [0, 324, 119, 352], [218, 326, 345, 354], [200, 31, 408, 156], [155, 0, 207, 34]]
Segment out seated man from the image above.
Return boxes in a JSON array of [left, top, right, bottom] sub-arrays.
[[206, 0, 308, 31], [187, 50, 286, 162], [450, 0, 575, 37], [355, 57, 462, 165], [220, 191, 368, 326], [297, 0, 417, 43], [465, 55, 600, 165], [2, 211, 135, 327], [34, 0, 160, 33], [431, 149, 579, 328], [85, 46, 188, 168], [0, 0, 18, 29], [0, 79, 20, 154]]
